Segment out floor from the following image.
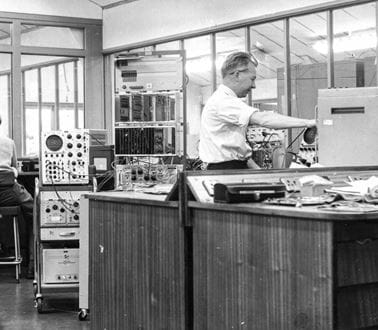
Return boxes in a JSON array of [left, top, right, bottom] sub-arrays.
[[0, 266, 90, 330]]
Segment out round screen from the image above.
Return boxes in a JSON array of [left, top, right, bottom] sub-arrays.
[[45, 134, 63, 152]]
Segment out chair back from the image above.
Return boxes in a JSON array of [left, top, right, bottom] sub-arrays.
[[0, 171, 15, 187]]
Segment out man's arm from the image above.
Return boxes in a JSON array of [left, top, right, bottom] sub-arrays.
[[247, 158, 260, 169], [11, 141, 18, 177], [11, 141, 17, 168], [249, 111, 316, 129]]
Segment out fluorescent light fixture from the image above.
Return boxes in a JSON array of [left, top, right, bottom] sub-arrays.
[[313, 31, 377, 54]]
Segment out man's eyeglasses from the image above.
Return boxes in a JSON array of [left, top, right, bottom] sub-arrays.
[[230, 68, 255, 76]]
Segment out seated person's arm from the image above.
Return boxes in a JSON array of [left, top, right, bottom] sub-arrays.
[[11, 141, 18, 178], [249, 111, 316, 129]]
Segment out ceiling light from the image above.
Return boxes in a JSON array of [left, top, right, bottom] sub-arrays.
[[313, 31, 377, 54]]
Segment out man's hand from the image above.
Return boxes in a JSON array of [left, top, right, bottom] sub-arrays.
[[12, 167, 18, 178], [306, 119, 317, 127], [247, 158, 260, 169]]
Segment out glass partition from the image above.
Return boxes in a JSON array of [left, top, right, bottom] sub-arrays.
[[184, 35, 212, 158], [216, 28, 246, 87], [333, 3, 376, 87], [250, 21, 284, 112], [0, 53, 11, 136], [289, 12, 327, 155]]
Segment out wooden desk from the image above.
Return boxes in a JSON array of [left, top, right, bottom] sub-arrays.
[[187, 168, 378, 330], [84, 167, 378, 329]]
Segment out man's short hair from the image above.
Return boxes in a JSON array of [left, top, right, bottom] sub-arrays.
[[221, 51, 258, 78]]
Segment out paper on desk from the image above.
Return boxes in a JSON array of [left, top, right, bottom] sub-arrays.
[[298, 175, 333, 186], [135, 184, 173, 195], [327, 176, 378, 196]]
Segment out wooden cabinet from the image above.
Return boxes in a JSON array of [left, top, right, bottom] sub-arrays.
[[88, 198, 186, 330], [190, 206, 378, 330]]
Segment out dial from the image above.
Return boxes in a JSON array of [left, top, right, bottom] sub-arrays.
[[45, 135, 63, 152]]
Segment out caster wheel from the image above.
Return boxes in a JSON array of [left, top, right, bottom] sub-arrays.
[[36, 298, 43, 313], [32, 283, 37, 297], [78, 309, 88, 321]]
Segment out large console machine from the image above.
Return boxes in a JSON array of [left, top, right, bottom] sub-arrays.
[[35, 128, 108, 313], [41, 129, 108, 185], [318, 87, 378, 166]]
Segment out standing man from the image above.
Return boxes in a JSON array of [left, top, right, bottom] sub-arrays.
[[199, 51, 316, 170], [0, 116, 34, 278]]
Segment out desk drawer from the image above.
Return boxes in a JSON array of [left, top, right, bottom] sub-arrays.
[[40, 227, 80, 241]]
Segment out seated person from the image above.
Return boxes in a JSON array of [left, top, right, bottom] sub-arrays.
[[0, 115, 34, 278]]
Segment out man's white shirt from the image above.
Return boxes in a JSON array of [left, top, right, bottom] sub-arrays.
[[199, 84, 258, 163]]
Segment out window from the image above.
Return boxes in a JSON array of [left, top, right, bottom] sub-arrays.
[[21, 25, 84, 49], [289, 12, 328, 149], [0, 23, 11, 45], [22, 55, 84, 156], [333, 3, 376, 87], [250, 21, 284, 112], [0, 53, 11, 136], [122, 0, 378, 159], [216, 28, 246, 87], [184, 35, 212, 158]]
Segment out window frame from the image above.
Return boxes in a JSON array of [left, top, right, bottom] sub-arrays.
[[0, 11, 102, 157]]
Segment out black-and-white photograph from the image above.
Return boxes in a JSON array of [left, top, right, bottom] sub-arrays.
[[0, 0, 377, 329]]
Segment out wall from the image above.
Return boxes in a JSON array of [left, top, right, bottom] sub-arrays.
[[103, 0, 348, 51], [0, 0, 101, 19]]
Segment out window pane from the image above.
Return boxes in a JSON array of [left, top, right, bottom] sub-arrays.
[[250, 21, 284, 112], [156, 41, 180, 51], [21, 25, 84, 49], [42, 107, 53, 132], [24, 69, 38, 103], [0, 23, 11, 45], [24, 107, 39, 156], [290, 12, 328, 150], [216, 28, 246, 87], [42, 66, 55, 103], [0, 53, 11, 136], [21, 55, 84, 155], [59, 62, 74, 103], [184, 35, 212, 158], [77, 59, 84, 104], [333, 3, 376, 87], [78, 107, 84, 128], [59, 108, 75, 130]]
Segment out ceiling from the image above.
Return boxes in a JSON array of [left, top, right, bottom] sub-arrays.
[[87, 0, 138, 10]]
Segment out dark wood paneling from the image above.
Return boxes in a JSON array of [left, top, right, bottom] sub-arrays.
[[337, 239, 378, 287], [335, 222, 378, 242], [337, 284, 378, 329], [89, 200, 185, 330], [192, 209, 333, 330]]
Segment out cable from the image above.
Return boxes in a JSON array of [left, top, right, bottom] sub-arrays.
[[46, 161, 91, 179], [84, 132, 106, 146], [96, 170, 114, 192], [286, 128, 306, 150]]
